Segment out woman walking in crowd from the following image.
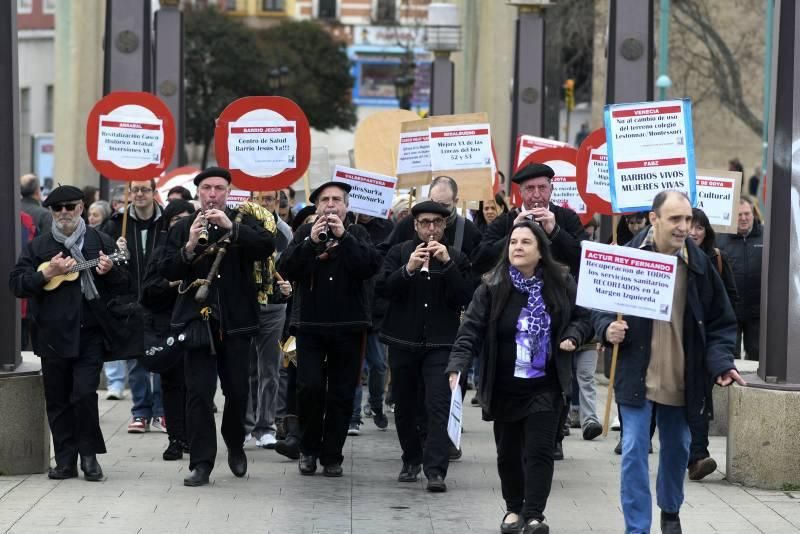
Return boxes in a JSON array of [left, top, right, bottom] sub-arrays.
[[474, 193, 509, 235], [447, 221, 591, 534], [87, 201, 112, 229]]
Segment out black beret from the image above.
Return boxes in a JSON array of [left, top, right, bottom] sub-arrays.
[[511, 163, 555, 184], [411, 200, 451, 218], [309, 181, 352, 204], [42, 185, 84, 207], [193, 166, 232, 186]]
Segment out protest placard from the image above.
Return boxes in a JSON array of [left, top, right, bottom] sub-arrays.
[[576, 241, 678, 321], [396, 118, 432, 188], [333, 166, 397, 219], [156, 166, 200, 203], [354, 109, 420, 177], [586, 144, 610, 202], [97, 115, 164, 168], [695, 168, 742, 234], [225, 190, 251, 210], [447, 372, 463, 449], [548, 160, 586, 214], [514, 134, 568, 171], [604, 99, 696, 213], [228, 120, 297, 173]]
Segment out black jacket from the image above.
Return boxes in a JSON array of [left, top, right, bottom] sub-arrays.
[[717, 222, 763, 320], [446, 272, 592, 421], [707, 247, 739, 308], [10, 227, 129, 358], [279, 222, 382, 334], [378, 238, 473, 349], [592, 233, 738, 426], [471, 204, 588, 277], [157, 208, 275, 336]]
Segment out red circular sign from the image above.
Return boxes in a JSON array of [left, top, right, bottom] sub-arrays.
[[575, 127, 625, 216], [85, 92, 176, 181], [214, 96, 311, 191]]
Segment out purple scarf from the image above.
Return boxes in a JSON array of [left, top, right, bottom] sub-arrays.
[[508, 265, 551, 379]]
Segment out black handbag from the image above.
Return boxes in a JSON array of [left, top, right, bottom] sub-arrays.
[[173, 307, 217, 354]]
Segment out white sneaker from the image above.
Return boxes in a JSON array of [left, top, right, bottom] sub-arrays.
[[151, 416, 168, 433], [347, 422, 361, 436], [105, 389, 124, 400], [256, 433, 277, 449], [243, 433, 253, 446], [611, 416, 621, 431]]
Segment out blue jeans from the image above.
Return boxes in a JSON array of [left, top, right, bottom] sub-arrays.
[[351, 333, 387, 422], [103, 360, 126, 392], [619, 401, 690, 534], [127, 358, 163, 419]]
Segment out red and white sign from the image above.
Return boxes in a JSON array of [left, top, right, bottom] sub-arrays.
[[215, 96, 310, 191], [86, 92, 176, 181], [576, 127, 622, 216], [576, 241, 677, 322], [429, 123, 493, 171], [695, 168, 741, 233], [514, 135, 568, 170], [333, 166, 397, 219], [156, 166, 200, 203], [396, 131, 431, 175], [225, 190, 251, 210]]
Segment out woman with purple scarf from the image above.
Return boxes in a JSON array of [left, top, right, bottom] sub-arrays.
[[447, 221, 591, 534]]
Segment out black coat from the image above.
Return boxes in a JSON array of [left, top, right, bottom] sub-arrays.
[[592, 233, 738, 426], [279, 222, 382, 334], [471, 204, 588, 277], [707, 247, 739, 307], [157, 208, 275, 336], [446, 272, 592, 421], [717, 222, 763, 320], [10, 227, 129, 358], [378, 238, 473, 349]]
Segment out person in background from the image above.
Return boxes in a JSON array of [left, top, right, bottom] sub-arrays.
[[19, 211, 36, 351], [278, 191, 293, 224], [474, 193, 510, 235], [110, 186, 127, 213], [283, 186, 297, 215], [81, 186, 100, 222], [583, 216, 600, 241], [87, 201, 112, 229], [729, 158, 745, 192], [20, 173, 52, 236], [167, 186, 193, 202], [748, 166, 761, 197], [390, 194, 412, 224], [574, 123, 590, 147]]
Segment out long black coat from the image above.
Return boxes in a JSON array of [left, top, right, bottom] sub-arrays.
[[717, 222, 763, 320]]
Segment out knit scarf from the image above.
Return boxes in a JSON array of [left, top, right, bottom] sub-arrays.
[[508, 265, 550, 379], [50, 216, 99, 301]]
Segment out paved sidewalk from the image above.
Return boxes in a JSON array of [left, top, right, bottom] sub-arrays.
[[2, 373, 800, 533]]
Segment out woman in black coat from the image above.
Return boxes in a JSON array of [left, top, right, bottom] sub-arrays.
[[447, 221, 592, 534]]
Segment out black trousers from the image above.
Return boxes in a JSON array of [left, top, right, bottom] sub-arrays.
[[160, 357, 187, 444], [40, 328, 106, 468], [296, 330, 364, 466], [493, 396, 562, 522], [736, 318, 760, 361], [390, 347, 451, 478], [184, 334, 251, 471]]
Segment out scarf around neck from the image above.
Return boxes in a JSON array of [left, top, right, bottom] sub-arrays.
[[508, 265, 551, 379], [50, 216, 99, 300]]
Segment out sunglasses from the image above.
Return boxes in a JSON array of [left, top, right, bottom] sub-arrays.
[[51, 202, 80, 212]]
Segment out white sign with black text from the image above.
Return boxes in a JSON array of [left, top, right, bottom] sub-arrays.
[[333, 166, 398, 219], [428, 123, 493, 171], [228, 120, 297, 175], [97, 114, 164, 169]]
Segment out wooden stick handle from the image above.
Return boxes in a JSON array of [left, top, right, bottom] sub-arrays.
[[274, 271, 285, 283], [602, 312, 623, 437], [120, 187, 130, 240]]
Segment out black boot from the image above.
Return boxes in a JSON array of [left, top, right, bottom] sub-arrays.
[[184, 463, 211, 487], [227, 448, 247, 477], [275, 415, 300, 460], [80, 455, 104, 482]]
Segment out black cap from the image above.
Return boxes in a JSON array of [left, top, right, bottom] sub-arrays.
[[42, 185, 84, 207], [411, 200, 451, 218], [511, 163, 555, 185], [193, 166, 232, 186], [309, 181, 352, 204]]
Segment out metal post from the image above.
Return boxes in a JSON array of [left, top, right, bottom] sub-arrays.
[[599, 0, 655, 243], [761, 0, 775, 212], [657, 0, 670, 101], [154, 2, 185, 170], [429, 52, 454, 116], [759, 0, 800, 385], [0, 1, 20, 372], [101, 0, 153, 197]]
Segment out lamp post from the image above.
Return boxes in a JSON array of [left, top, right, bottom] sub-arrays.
[[425, 3, 461, 116], [154, 0, 185, 170], [393, 74, 414, 111], [656, 0, 672, 100]]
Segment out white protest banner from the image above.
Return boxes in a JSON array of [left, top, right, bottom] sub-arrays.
[[97, 115, 164, 169], [586, 144, 611, 202], [576, 241, 678, 321], [226, 189, 251, 210], [548, 160, 586, 214], [515, 135, 568, 169], [333, 166, 397, 219], [228, 120, 297, 175], [604, 99, 696, 212], [397, 131, 431, 175], [429, 123, 493, 171], [695, 168, 742, 234], [447, 372, 463, 449]]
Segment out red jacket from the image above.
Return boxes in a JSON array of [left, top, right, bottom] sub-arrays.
[[20, 211, 35, 318]]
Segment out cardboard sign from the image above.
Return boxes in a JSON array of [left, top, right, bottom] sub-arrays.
[[447, 372, 463, 449], [156, 166, 200, 203], [396, 118, 432, 188], [695, 168, 742, 234], [86, 91, 176, 181], [576, 241, 678, 321], [225, 190, 251, 210], [214, 96, 310, 191], [514, 134, 568, 171], [604, 99, 696, 212], [353, 109, 421, 177], [333, 166, 397, 219], [587, 145, 610, 202]]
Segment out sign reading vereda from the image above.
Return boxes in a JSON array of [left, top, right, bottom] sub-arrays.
[[604, 99, 696, 212]]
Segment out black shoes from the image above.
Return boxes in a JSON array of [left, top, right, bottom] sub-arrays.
[[298, 454, 318, 475], [582, 422, 603, 441], [688, 457, 717, 481], [553, 442, 564, 461], [448, 443, 462, 461], [163, 440, 186, 461], [80, 455, 104, 482], [48, 464, 78, 480], [397, 463, 422, 482], [660, 511, 682, 534], [322, 463, 343, 477], [275, 415, 301, 460], [500, 512, 525, 534], [184, 464, 211, 487], [523, 518, 550, 533], [373, 411, 389, 430], [426, 474, 447, 493], [227, 448, 247, 477]]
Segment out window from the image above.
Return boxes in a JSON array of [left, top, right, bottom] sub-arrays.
[[224, 0, 238, 11], [17, 0, 33, 14], [317, 0, 337, 19], [43, 0, 57, 15], [20, 88, 31, 173], [262, 0, 285, 11], [374, 0, 396, 24], [45, 85, 54, 132]]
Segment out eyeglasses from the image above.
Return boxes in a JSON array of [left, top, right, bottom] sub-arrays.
[[51, 202, 80, 212], [416, 217, 445, 227], [130, 187, 153, 194]]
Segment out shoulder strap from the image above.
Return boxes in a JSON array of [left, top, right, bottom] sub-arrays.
[[714, 248, 723, 274], [454, 215, 466, 252]]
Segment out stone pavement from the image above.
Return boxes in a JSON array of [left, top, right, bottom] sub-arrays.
[[2, 373, 800, 534]]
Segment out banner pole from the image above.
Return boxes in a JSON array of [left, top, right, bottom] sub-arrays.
[[602, 214, 622, 437]]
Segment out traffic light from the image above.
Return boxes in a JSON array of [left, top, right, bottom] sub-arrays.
[[564, 78, 575, 112]]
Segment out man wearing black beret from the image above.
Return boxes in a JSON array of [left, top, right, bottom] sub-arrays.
[[377, 200, 473, 492]]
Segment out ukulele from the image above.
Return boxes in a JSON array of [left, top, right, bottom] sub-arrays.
[[38, 250, 128, 291]]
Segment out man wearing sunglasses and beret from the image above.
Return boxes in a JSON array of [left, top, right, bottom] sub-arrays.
[[10, 185, 130, 482]]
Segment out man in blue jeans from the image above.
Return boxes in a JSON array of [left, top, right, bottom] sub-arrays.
[[593, 191, 744, 534], [348, 333, 388, 435]]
